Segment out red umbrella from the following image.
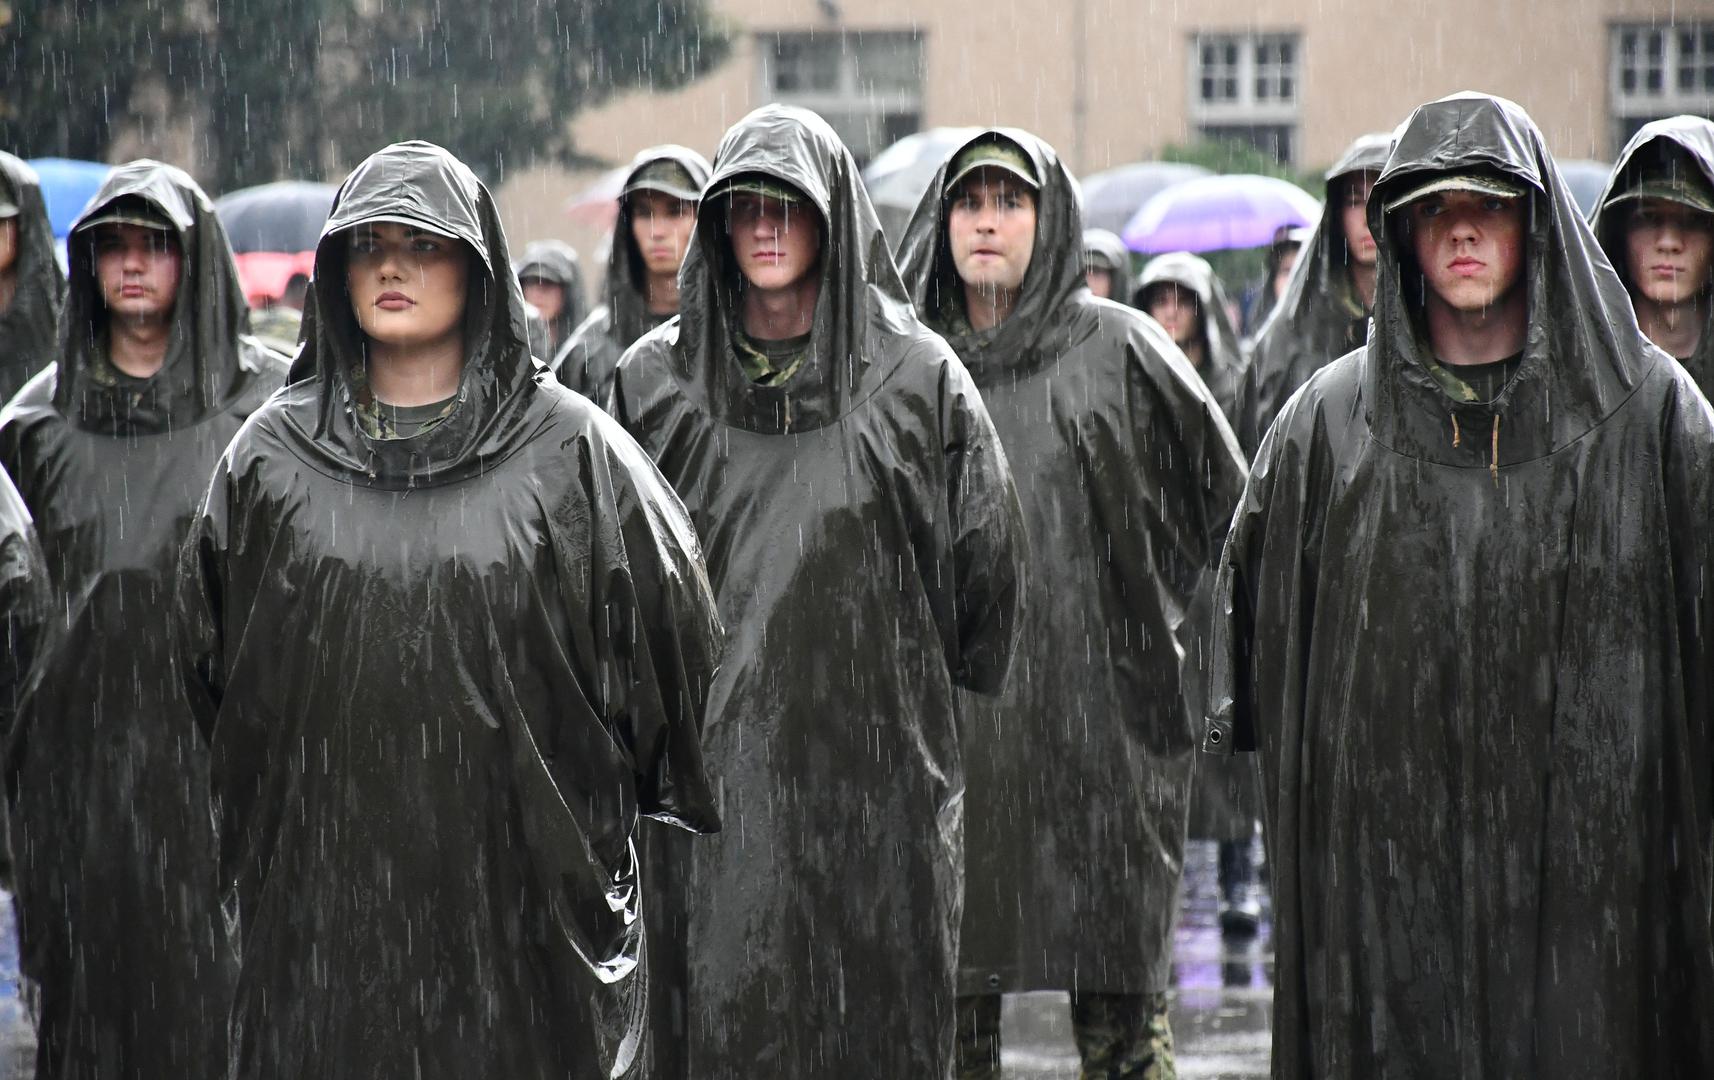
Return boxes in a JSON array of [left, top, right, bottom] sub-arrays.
[[563, 165, 631, 230], [233, 251, 316, 307]]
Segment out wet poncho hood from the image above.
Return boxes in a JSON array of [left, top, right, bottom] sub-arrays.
[[57, 160, 271, 433], [514, 237, 588, 348], [1081, 226, 1134, 307], [1135, 250, 1246, 422], [1591, 114, 1714, 392], [673, 105, 924, 432], [1234, 131, 1390, 452], [553, 145, 710, 402], [286, 140, 537, 488], [1364, 92, 1652, 467], [0, 153, 65, 406], [1206, 91, 1714, 1077]]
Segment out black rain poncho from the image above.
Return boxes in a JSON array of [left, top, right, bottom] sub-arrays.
[[1207, 92, 1714, 1077], [1135, 250, 1247, 424], [0, 153, 67, 406], [1591, 115, 1714, 394], [0, 468, 49, 863], [1081, 227, 1135, 307], [515, 237, 589, 358], [1234, 132, 1391, 455], [175, 141, 723, 1080], [898, 130, 1247, 996], [554, 146, 711, 404], [611, 105, 1026, 1077], [0, 160, 285, 1079]]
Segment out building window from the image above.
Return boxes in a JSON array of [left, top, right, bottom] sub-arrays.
[[1189, 32, 1301, 165], [757, 31, 923, 167], [1611, 22, 1714, 155]]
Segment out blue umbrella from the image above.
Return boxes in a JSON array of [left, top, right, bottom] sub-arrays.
[[1122, 173, 1322, 254], [27, 158, 114, 237]]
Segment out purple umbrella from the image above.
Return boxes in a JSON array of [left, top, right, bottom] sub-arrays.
[[1122, 173, 1322, 254]]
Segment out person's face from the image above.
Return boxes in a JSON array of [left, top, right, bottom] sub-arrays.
[[345, 221, 469, 349], [0, 219, 17, 276], [1272, 245, 1301, 294], [947, 169, 1037, 294], [93, 224, 182, 322], [1340, 171, 1380, 267], [1408, 190, 1527, 314], [725, 192, 820, 292], [1085, 265, 1114, 299], [1624, 197, 1714, 306], [1143, 282, 1201, 347], [520, 276, 563, 322], [630, 190, 698, 277]]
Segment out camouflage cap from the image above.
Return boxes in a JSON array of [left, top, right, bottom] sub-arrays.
[[946, 137, 1040, 194], [76, 195, 174, 233], [706, 172, 806, 207], [1608, 170, 1714, 216], [0, 200, 17, 220], [624, 159, 703, 203], [1383, 170, 1528, 213]]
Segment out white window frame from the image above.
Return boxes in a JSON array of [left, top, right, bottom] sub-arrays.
[[1610, 21, 1714, 118], [1188, 31, 1301, 126], [754, 30, 923, 131]]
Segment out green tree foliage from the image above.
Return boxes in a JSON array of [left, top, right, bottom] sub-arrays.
[[0, 0, 730, 192]]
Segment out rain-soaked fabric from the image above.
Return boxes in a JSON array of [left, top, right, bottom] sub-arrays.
[[0, 160, 285, 1080], [0, 154, 66, 408], [1207, 92, 1714, 1078], [611, 105, 1026, 1078], [514, 237, 588, 357], [1081, 227, 1135, 308], [899, 129, 1247, 997], [1234, 132, 1391, 456], [1592, 115, 1714, 393], [1134, 251, 1247, 423], [554, 146, 711, 404], [955, 993, 1176, 1080], [177, 141, 723, 1080]]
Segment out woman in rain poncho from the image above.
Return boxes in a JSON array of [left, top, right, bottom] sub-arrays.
[[176, 141, 724, 1079], [0, 153, 66, 406], [1591, 115, 1714, 393], [555, 145, 710, 404], [1080, 227, 1134, 303], [611, 105, 1026, 1078], [1135, 250, 1248, 422], [514, 237, 589, 358], [0, 160, 286, 1078], [1207, 91, 1714, 1077]]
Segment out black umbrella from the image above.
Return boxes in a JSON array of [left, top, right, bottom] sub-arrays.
[[214, 180, 337, 254]]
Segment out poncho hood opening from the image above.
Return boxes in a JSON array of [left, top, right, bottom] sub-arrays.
[[57, 160, 259, 434], [609, 145, 711, 350], [1081, 226, 1134, 306], [1364, 91, 1654, 468], [288, 140, 541, 488], [1135, 250, 1247, 416], [898, 128, 1089, 378]]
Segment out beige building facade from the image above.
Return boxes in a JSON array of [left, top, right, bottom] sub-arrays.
[[499, 0, 1710, 269]]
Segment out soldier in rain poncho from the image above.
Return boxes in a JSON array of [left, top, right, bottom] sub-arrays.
[[1591, 115, 1714, 394], [0, 153, 67, 406], [611, 105, 1026, 1078], [555, 145, 710, 404], [1207, 91, 1714, 1077], [1135, 250, 1248, 421], [513, 237, 588, 358], [0, 160, 287, 1079], [1080, 227, 1133, 302], [898, 130, 1247, 1079], [175, 141, 724, 1080], [1235, 131, 1392, 455]]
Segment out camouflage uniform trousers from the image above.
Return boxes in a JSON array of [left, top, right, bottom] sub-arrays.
[[955, 991, 1176, 1080]]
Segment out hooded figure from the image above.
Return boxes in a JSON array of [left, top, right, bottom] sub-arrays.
[[0, 154, 66, 407], [1235, 132, 1392, 454], [1080, 226, 1134, 304], [514, 237, 588, 358], [0, 160, 285, 1079], [1592, 115, 1714, 391], [554, 146, 711, 403], [1135, 250, 1247, 422], [898, 130, 1247, 1075], [610, 105, 1026, 1078], [175, 141, 723, 1080], [1206, 92, 1714, 1077]]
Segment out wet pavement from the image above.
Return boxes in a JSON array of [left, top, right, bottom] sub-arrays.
[[0, 844, 1273, 1079], [1000, 840, 1273, 1079]]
